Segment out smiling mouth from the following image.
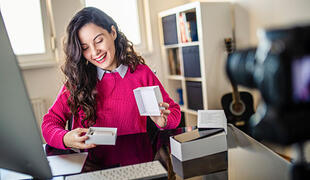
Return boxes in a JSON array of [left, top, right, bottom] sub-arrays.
[[94, 53, 107, 63]]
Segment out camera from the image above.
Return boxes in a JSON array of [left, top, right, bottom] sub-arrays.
[[226, 24, 310, 145]]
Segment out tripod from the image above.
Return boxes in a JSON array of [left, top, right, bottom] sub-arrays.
[[290, 142, 310, 180]]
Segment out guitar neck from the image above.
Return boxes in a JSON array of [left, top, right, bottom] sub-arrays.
[[224, 38, 242, 104], [231, 83, 241, 104]]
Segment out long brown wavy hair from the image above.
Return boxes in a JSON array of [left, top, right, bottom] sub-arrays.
[[62, 7, 145, 127]]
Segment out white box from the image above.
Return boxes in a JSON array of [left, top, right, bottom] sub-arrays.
[[85, 127, 117, 145], [133, 86, 164, 116], [198, 110, 227, 134], [170, 128, 227, 161]]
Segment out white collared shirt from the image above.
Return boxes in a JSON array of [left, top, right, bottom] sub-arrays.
[[97, 64, 128, 80]]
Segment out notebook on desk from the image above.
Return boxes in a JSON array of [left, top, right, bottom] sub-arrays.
[[0, 152, 88, 179]]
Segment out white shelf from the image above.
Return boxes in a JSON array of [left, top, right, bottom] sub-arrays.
[[180, 105, 185, 112], [180, 106, 198, 116], [180, 41, 200, 47], [168, 75, 184, 80], [164, 44, 179, 49], [185, 109, 198, 116], [159, 2, 232, 126], [184, 77, 202, 82]]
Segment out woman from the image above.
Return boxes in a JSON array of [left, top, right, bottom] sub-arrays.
[[42, 7, 181, 150]]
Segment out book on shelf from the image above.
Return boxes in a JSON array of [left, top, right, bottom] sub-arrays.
[[167, 49, 181, 75], [186, 12, 198, 42], [179, 12, 198, 43], [168, 49, 176, 75], [174, 49, 181, 75], [179, 12, 188, 43]]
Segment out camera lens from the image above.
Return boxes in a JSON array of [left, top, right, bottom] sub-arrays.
[[226, 48, 257, 88]]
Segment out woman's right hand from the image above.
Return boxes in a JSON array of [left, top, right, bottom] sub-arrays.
[[63, 128, 96, 149]]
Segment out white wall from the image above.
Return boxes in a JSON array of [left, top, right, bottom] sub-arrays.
[[233, 0, 310, 47], [21, 0, 83, 109]]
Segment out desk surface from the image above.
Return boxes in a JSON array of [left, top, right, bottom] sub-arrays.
[[45, 125, 291, 180]]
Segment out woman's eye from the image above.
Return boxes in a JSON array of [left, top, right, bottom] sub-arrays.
[[82, 46, 88, 51], [96, 39, 103, 44]]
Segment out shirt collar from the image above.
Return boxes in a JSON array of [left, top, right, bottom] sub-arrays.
[[97, 64, 128, 80]]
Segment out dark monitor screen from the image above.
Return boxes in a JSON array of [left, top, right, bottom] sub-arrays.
[[0, 11, 52, 179], [292, 55, 310, 103]]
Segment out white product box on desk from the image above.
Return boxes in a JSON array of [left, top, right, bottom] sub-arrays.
[[170, 110, 228, 161], [85, 127, 117, 145]]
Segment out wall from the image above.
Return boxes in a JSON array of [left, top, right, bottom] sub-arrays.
[[21, 0, 83, 110], [233, 0, 310, 47]]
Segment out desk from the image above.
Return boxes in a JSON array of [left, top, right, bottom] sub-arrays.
[[45, 124, 291, 180]]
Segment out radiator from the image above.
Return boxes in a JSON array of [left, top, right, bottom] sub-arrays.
[[31, 97, 46, 126]]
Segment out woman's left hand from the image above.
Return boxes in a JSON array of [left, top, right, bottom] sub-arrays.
[[150, 102, 171, 128]]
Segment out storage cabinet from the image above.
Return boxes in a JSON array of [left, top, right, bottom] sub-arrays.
[[158, 2, 232, 126]]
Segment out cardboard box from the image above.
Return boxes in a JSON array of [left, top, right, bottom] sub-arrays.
[[133, 86, 164, 116], [85, 127, 117, 145], [170, 128, 227, 161]]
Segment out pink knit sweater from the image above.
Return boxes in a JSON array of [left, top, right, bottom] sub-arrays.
[[42, 64, 181, 149]]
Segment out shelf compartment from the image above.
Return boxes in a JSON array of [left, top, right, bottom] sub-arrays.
[[178, 8, 198, 43], [182, 45, 201, 77], [162, 14, 178, 45], [166, 48, 181, 76], [180, 41, 200, 47], [186, 81, 203, 111], [184, 77, 202, 82], [185, 113, 197, 126], [164, 44, 179, 49], [167, 79, 184, 106], [168, 75, 184, 80], [186, 109, 198, 116]]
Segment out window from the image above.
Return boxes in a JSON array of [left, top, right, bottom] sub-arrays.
[[0, 0, 55, 69], [84, 0, 152, 54]]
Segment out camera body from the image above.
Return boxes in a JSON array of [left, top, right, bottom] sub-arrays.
[[226, 25, 310, 144]]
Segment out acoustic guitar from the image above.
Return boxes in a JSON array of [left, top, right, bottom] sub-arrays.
[[221, 38, 255, 133]]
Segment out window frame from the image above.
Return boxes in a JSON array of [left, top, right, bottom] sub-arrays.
[[82, 0, 153, 56], [7, 0, 57, 69], [135, 0, 153, 55]]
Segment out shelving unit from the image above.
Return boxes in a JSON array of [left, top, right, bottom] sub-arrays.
[[158, 2, 233, 126]]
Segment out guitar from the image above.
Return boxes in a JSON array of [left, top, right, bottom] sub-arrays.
[[221, 38, 255, 133]]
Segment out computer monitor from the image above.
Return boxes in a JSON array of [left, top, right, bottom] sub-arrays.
[[0, 11, 52, 179]]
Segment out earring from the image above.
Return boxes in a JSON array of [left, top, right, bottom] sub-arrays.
[[86, 60, 89, 65]]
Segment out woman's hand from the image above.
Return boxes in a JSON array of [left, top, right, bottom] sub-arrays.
[[150, 102, 171, 128], [63, 128, 96, 149]]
